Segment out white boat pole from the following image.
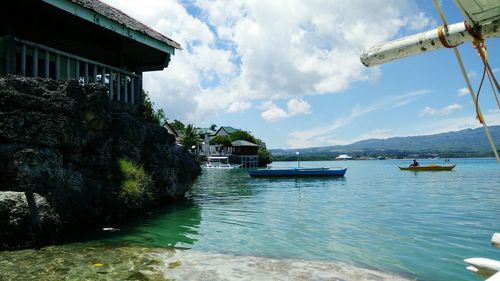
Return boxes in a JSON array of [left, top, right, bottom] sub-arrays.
[[493, 233, 500, 248], [360, 20, 500, 67]]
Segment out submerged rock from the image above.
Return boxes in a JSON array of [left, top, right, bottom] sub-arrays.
[[0, 76, 200, 250]]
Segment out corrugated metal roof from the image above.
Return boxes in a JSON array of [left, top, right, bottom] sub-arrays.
[[231, 140, 258, 147], [196, 128, 216, 135], [219, 126, 238, 134], [70, 0, 181, 50]]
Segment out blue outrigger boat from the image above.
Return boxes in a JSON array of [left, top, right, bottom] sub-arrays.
[[248, 167, 347, 178]]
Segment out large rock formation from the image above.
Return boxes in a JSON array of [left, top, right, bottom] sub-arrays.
[[0, 76, 200, 250]]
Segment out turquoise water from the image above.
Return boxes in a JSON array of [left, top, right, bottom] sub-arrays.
[[1, 159, 499, 280]]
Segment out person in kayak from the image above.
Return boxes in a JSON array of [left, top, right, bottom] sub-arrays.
[[410, 159, 420, 167]]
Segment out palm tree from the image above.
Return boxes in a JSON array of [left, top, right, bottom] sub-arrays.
[[181, 124, 200, 151]]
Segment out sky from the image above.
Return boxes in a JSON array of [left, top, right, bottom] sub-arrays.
[[102, 0, 500, 149]]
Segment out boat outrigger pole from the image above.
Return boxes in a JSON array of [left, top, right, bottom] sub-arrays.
[[360, 20, 500, 67], [359, 0, 500, 167]]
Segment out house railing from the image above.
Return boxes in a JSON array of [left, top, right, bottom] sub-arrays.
[[0, 35, 141, 105]]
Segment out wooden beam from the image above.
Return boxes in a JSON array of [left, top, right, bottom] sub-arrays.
[[42, 0, 176, 56]]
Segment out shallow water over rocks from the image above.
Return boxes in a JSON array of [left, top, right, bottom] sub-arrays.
[[0, 244, 411, 281]]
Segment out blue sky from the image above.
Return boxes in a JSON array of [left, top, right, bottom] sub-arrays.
[[102, 0, 499, 149]]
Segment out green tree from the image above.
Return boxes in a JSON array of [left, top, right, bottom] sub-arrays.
[[140, 90, 166, 125], [229, 130, 256, 143], [210, 135, 232, 146], [209, 124, 217, 131], [255, 138, 272, 166], [181, 124, 200, 150], [156, 108, 167, 125], [171, 119, 186, 134]]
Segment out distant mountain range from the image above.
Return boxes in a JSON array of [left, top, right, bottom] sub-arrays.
[[271, 126, 500, 159]]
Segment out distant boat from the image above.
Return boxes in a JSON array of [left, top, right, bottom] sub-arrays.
[[336, 154, 353, 160], [248, 167, 347, 177], [398, 164, 456, 171], [205, 156, 239, 169]]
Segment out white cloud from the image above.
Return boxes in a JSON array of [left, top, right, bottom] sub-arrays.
[[406, 11, 436, 31], [259, 99, 312, 122], [414, 110, 500, 136], [100, 0, 434, 123], [418, 104, 463, 116], [467, 71, 477, 79], [287, 99, 311, 116], [227, 101, 252, 113], [260, 102, 288, 122], [287, 89, 431, 148], [457, 87, 469, 97]]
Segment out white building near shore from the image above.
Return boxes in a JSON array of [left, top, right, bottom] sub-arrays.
[[336, 154, 353, 160]]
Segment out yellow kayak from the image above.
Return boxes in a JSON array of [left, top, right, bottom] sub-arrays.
[[399, 164, 456, 171]]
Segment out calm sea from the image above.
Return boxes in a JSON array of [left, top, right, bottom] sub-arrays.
[[1, 158, 499, 280]]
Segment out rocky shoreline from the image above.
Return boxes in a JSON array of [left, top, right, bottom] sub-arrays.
[[0, 76, 200, 250]]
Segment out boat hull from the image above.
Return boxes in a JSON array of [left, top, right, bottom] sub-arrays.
[[398, 165, 456, 171], [248, 168, 347, 178]]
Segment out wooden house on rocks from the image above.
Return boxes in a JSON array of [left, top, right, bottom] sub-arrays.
[[0, 0, 181, 111], [196, 126, 259, 168]]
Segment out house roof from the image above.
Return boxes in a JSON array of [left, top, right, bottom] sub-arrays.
[[71, 0, 181, 49], [216, 126, 238, 135], [162, 122, 179, 138], [231, 140, 258, 147], [196, 128, 216, 136], [44, 0, 181, 53]]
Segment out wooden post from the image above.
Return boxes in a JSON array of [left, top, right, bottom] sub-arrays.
[[32, 47, 38, 78], [84, 62, 89, 84], [130, 77, 135, 105], [116, 73, 121, 101], [137, 72, 143, 107], [92, 65, 97, 83], [75, 61, 80, 81], [3, 35, 16, 75], [124, 75, 128, 103], [20, 44, 26, 76], [44, 51, 49, 79], [55, 54, 60, 80], [109, 70, 114, 99], [101, 67, 105, 85], [65, 57, 70, 80]]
